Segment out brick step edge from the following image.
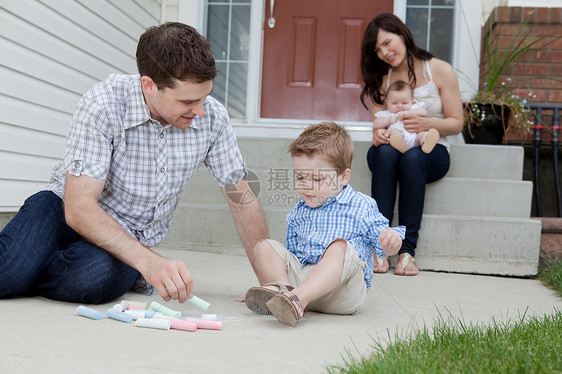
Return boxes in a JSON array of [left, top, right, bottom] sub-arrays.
[[533, 217, 562, 233]]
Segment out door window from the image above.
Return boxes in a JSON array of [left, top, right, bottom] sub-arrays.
[[406, 0, 455, 63], [206, 0, 251, 119]]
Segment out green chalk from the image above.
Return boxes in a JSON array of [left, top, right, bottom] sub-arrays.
[[187, 295, 210, 312], [148, 301, 182, 319]]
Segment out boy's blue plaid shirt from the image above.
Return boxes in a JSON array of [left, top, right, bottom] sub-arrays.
[[286, 185, 405, 289]]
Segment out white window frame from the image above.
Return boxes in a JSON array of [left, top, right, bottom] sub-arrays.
[[396, 0, 482, 101]]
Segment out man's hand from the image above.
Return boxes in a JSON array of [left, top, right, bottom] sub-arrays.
[[378, 229, 402, 257], [64, 174, 195, 304], [141, 253, 194, 303]]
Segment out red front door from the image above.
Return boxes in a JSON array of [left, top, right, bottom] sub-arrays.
[[261, 0, 394, 122]]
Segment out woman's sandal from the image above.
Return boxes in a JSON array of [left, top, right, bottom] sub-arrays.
[[245, 283, 294, 315], [266, 289, 305, 327], [394, 253, 419, 276]]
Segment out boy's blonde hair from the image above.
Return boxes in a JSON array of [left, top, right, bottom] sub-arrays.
[[288, 122, 353, 174]]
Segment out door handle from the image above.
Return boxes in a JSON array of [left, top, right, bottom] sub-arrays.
[[267, 0, 276, 29]]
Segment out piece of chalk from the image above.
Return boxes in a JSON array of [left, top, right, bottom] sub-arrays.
[[135, 318, 170, 330], [124, 310, 146, 320], [186, 295, 210, 312], [76, 306, 103, 320], [106, 308, 133, 323], [171, 319, 197, 332], [112, 302, 129, 312], [201, 314, 217, 321], [148, 302, 182, 319], [153, 313, 182, 321], [122, 300, 149, 309], [158, 316, 198, 332], [186, 318, 222, 330], [145, 310, 156, 318], [127, 304, 146, 311]]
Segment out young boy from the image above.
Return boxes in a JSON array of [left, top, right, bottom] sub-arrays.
[[374, 80, 439, 154], [244, 122, 405, 326]]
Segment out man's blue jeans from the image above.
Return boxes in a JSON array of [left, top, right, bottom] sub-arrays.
[[0, 191, 139, 304], [367, 144, 450, 257]]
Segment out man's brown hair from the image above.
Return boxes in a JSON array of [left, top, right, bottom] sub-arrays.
[[289, 122, 353, 174], [136, 22, 217, 90]]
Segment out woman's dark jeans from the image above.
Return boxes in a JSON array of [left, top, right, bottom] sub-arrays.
[[0, 191, 139, 304], [367, 144, 450, 257]]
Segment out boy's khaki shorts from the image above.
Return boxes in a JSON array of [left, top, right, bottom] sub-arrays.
[[265, 239, 367, 315]]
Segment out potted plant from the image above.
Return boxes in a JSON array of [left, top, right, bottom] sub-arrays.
[[463, 10, 557, 145]]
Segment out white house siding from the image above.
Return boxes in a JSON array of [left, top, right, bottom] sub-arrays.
[[0, 0, 163, 212]]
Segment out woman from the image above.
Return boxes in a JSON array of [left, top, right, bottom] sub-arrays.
[[361, 13, 463, 275]]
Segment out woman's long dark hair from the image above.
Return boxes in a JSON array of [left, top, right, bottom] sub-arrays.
[[360, 13, 433, 108]]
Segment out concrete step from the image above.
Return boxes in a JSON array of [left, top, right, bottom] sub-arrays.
[[238, 139, 525, 181], [158, 137, 538, 276], [180, 168, 533, 218], [412, 214, 541, 276], [158, 204, 540, 276], [420, 177, 533, 218]]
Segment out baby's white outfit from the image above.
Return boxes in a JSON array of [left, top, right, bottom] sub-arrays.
[[375, 102, 425, 148]]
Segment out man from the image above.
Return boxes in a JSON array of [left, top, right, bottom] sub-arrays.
[[0, 22, 268, 304]]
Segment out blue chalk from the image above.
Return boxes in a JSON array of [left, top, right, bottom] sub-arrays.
[[76, 305, 103, 320], [145, 310, 156, 318], [106, 308, 133, 323]]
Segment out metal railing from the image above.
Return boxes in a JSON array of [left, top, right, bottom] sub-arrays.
[[530, 104, 562, 217]]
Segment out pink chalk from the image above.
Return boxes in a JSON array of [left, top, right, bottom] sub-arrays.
[[128, 305, 147, 311], [186, 318, 223, 330], [157, 316, 197, 332], [170, 319, 198, 332]]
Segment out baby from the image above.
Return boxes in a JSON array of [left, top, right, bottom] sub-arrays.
[[374, 80, 439, 154]]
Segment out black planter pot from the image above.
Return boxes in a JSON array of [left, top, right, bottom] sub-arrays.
[[463, 102, 510, 145]]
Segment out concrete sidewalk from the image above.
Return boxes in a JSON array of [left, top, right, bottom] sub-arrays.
[[1, 248, 561, 374]]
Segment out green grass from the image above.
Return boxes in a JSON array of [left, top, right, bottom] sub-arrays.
[[539, 259, 562, 298], [327, 261, 562, 374], [328, 311, 562, 374]]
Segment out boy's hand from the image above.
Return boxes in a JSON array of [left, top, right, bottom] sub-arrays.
[[378, 229, 402, 256]]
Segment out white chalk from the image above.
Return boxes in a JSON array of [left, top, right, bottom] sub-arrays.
[[76, 306, 103, 320], [135, 318, 171, 330], [201, 314, 217, 321], [122, 300, 149, 309], [112, 302, 129, 312], [153, 313, 182, 321], [124, 310, 146, 320]]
